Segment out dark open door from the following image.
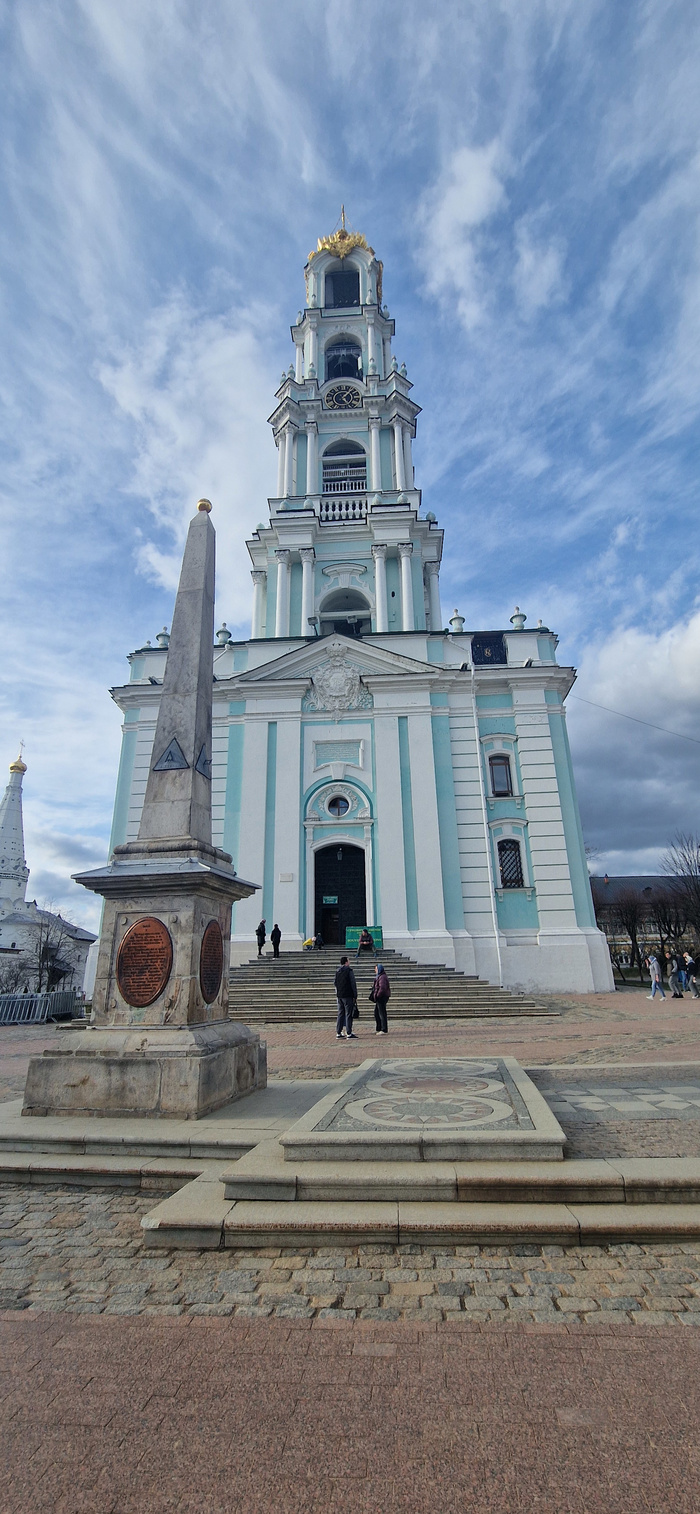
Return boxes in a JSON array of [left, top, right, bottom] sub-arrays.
[[314, 844, 366, 946]]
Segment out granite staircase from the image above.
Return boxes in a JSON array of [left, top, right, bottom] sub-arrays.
[[228, 948, 552, 1024]]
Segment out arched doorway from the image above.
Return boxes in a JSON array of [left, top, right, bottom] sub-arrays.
[[319, 587, 371, 638], [314, 844, 367, 946]]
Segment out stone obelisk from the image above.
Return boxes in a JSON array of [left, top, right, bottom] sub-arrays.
[[23, 501, 265, 1119]]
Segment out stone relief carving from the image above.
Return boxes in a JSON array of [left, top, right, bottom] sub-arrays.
[[302, 645, 374, 713]]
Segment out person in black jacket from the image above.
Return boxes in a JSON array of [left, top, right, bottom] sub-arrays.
[[270, 924, 281, 959], [255, 920, 266, 957], [334, 956, 358, 1039]]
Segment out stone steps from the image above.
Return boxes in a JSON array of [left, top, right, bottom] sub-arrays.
[[228, 950, 551, 1022]]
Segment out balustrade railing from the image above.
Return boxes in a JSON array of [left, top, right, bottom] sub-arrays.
[[319, 496, 367, 523]]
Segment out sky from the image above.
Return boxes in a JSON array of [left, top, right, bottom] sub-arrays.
[[1, 0, 699, 931]]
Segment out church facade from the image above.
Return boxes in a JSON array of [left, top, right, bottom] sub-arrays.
[[107, 225, 613, 994]]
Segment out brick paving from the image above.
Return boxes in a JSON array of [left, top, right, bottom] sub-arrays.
[[4, 1184, 700, 1327], [2, 1309, 700, 1512]]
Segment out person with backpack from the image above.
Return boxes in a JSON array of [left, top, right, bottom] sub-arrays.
[[334, 955, 358, 1040], [369, 962, 391, 1034]]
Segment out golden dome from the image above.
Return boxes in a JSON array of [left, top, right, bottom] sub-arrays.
[[9, 751, 26, 774]]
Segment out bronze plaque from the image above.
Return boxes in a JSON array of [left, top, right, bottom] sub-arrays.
[[116, 918, 173, 1008], [200, 919, 224, 1003]]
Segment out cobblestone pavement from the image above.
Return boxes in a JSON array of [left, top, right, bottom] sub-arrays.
[[5, 1184, 700, 1326], [3, 1310, 700, 1513]]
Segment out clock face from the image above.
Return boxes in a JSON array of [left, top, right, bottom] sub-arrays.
[[325, 383, 362, 410]]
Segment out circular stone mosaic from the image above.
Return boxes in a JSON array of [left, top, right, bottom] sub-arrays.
[[343, 1094, 513, 1128]]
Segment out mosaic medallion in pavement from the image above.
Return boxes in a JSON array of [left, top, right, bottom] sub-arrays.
[[315, 1058, 535, 1132]]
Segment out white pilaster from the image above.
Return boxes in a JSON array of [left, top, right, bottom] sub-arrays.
[[300, 548, 315, 634], [398, 542, 414, 631], [369, 418, 381, 492], [276, 435, 284, 497], [232, 718, 269, 940], [372, 544, 388, 633], [295, 345, 303, 381], [393, 419, 406, 490], [373, 714, 408, 933], [251, 571, 266, 639], [367, 317, 377, 371], [307, 320, 318, 375], [305, 423, 318, 495], [425, 562, 442, 632], [283, 427, 295, 497], [407, 712, 447, 933], [402, 426, 414, 487], [274, 549, 291, 637]]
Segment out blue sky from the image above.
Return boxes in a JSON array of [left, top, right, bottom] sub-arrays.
[[1, 0, 699, 930]]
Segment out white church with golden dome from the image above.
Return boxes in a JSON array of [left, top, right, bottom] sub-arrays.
[[106, 223, 613, 994]]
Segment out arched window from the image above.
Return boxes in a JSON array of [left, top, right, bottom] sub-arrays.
[[498, 838, 524, 889], [322, 439, 367, 495], [319, 588, 371, 639], [325, 268, 360, 309], [489, 754, 513, 797], [326, 340, 362, 381]]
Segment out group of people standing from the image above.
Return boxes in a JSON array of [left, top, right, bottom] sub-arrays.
[[646, 950, 699, 1001], [334, 955, 391, 1040]]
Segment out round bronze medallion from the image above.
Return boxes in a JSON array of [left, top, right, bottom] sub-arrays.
[[116, 917, 173, 1008], [200, 919, 224, 1004]]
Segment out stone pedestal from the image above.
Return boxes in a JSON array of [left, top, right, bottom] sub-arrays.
[[22, 1021, 266, 1120]]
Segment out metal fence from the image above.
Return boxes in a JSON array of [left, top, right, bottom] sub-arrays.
[[0, 989, 80, 1026]]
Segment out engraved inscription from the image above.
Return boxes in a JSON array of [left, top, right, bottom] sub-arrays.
[[116, 918, 173, 1008], [200, 919, 224, 1004]]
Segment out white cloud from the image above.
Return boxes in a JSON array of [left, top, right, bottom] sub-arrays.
[[513, 218, 566, 314], [417, 143, 507, 328]]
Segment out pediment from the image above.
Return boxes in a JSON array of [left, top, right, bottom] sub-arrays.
[[236, 634, 437, 686]]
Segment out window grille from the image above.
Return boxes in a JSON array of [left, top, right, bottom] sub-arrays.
[[326, 341, 362, 381], [498, 838, 524, 889], [325, 271, 360, 309], [489, 755, 513, 797], [471, 634, 507, 666]]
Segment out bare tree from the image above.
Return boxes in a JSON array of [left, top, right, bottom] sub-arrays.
[[0, 956, 27, 994], [663, 834, 700, 939], [610, 888, 647, 982], [647, 885, 688, 973], [19, 907, 82, 994]]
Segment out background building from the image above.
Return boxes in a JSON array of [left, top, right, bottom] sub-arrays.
[[0, 754, 96, 993], [107, 225, 612, 994]]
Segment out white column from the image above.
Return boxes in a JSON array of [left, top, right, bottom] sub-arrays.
[[372, 544, 388, 633], [295, 344, 303, 381], [276, 435, 284, 496], [393, 419, 406, 490], [308, 322, 318, 375], [369, 418, 382, 492], [251, 570, 266, 639], [398, 542, 414, 631], [300, 548, 315, 633], [305, 423, 318, 495], [373, 714, 408, 933], [274, 549, 291, 637], [403, 426, 414, 487], [425, 562, 442, 632], [367, 318, 377, 371], [283, 427, 294, 497]]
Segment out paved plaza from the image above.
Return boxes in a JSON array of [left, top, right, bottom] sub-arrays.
[[3, 988, 700, 1509]]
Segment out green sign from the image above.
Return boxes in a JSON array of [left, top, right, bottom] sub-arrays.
[[323, 895, 338, 905]]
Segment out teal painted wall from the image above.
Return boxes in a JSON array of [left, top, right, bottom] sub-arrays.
[[478, 716, 516, 736], [380, 427, 393, 489], [538, 636, 556, 662], [427, 639, 444, 664], [495, 888, 539, 929], [109, 722, 138, 851], [233, 647, 248, 673], [129, 658, 144, 683], [262, 723, 278, 921], [397, 716, 419, 931], [222, 721, 245, 865], [411, 552, 426, 630], [295, 431, 307, 495], [430, 714, 465, 930], [289, 561, 303, 636], [386, 557, 401, 628], [476, 692, 513, 709], [548, 711, 597, 928]]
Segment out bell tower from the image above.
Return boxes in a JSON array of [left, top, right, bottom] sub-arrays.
[[246, 214, 444, 641]]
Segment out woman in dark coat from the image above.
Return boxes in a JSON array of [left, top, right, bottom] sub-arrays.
[[255, 920, 266, 957], [370, 963, 391, 1034]]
